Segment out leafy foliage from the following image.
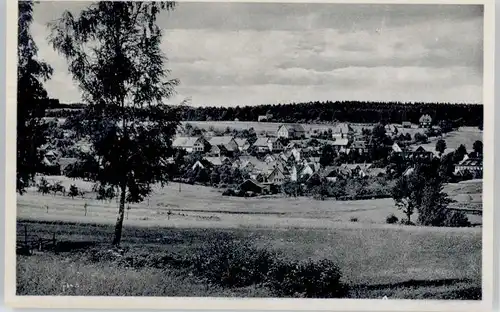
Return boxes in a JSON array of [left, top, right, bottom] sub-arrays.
[[435, 139, 447, 154], [68, 184, 79, 199], [37, 177, 51, 195], [17, 0, 53, 193], [48, 1, 178, 245], [267, 258, 348, 298]]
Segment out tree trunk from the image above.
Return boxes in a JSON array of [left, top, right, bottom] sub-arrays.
[[112, 183, 127, 246]]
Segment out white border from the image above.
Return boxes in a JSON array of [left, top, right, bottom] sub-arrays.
[[4, 0, 496, 311]]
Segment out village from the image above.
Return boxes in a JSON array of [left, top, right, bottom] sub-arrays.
[[164, 113, 483, 198]]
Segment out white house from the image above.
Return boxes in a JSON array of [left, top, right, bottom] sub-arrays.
[[277, 124, 306, 139], [172, 136, 207, 153], [267, 167, 286, 185], [253, 137, 271, 153], [332, 123, 354, 140], [234, 138, 250, 152], [419, 114, 433, 128]]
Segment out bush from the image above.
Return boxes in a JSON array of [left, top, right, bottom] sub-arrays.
[[190, 237, 275, 288], [399, 219, 415, 226], [266, 258, 348, 298], [222, 189, 235, 196], [386, 214, 399, 224], [444, 211, 471, 227]]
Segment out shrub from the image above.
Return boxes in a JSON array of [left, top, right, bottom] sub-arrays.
[[444, 211, 471, 227], [386, 214, 399, 224], [266, 258, 348, 298], [399, 219, 415, 226], [222, 189, 235, 196], [37, 177, 51, 195], [68, 184, 79, 198], [190, 237, 275, 288]]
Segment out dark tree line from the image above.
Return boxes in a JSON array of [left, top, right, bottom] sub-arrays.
[[47, 101, 484, 128]]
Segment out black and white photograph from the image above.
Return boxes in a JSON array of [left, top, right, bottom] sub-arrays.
[[5, 0, 496, 310]]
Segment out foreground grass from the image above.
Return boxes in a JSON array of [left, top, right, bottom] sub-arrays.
[[17, 254, 270, 297], [16, 220, 481, 299]]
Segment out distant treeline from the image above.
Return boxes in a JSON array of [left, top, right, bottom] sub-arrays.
[[45, 101, 483, 126]]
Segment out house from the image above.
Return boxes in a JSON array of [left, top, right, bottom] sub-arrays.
[[419, 114, 433, 128], [278, 152, 289, 162], [208, 136, 238, 153], [320, 166, 339, 182], [267, 137, 284, 152], [402, 121, 412, 128], [209, 144, 228, 157], [384, 124, 398, 137], [299, 163, 317, 179], [257, 114, 273, 122], [59, 157, 78, 173], [276, 124, 306, 139], [408, 146, 434, 161], [204, 156, 231, 167], [454, 158, 482, 176], [234, 138, 250, 152], [331, 123, 354, 140], [264, 154, 276, 164], [253, 137, 271, 153], [340, 163, 372, 178], [258, 115, 268, 122], [172, 136, 207, 153], [331, 138, 350, 152], [239, 179, 269, 194], [191, 160, 207, 171], [267, 167, 287, 185], [351, 140, 369, 154]]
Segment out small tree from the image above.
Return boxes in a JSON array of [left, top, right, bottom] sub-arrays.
[[473, 140, 483, 156], [17, 0, 54, 194], [49, 2, 179, 246], [69, 184, 79, 199], [417, 179, 453, 226], [37, 177, 51, 195], [319, 144, 335, 167], [435, 139, 447, 155]]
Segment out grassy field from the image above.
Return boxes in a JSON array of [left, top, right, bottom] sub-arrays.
[[16, 176, 483, 298], [417, 127, 483, 151]]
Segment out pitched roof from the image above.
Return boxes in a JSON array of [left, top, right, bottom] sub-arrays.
[[253, 137, 270, 147], [458, 158, 482, 167], [332, 123, 353, 134], [234, 138, 248, 147], [351, 140, 368, 149], [419, 114, 432, 122], [341, 163, 372, 171], [332, 138, 349, 146], [208, 136, 235, 147], [279, 124, 306, 133], [204, 157, 225, 166], [392, 143, 403, 153], [172, 136, 202, 148]]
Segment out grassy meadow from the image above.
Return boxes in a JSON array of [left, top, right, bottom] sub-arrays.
[[16, 176, 482, 298]]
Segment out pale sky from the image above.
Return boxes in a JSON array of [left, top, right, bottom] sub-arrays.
[[31, 2, 484, 106]]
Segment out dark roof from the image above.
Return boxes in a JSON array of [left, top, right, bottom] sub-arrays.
[[459, 159, 482, 167]]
